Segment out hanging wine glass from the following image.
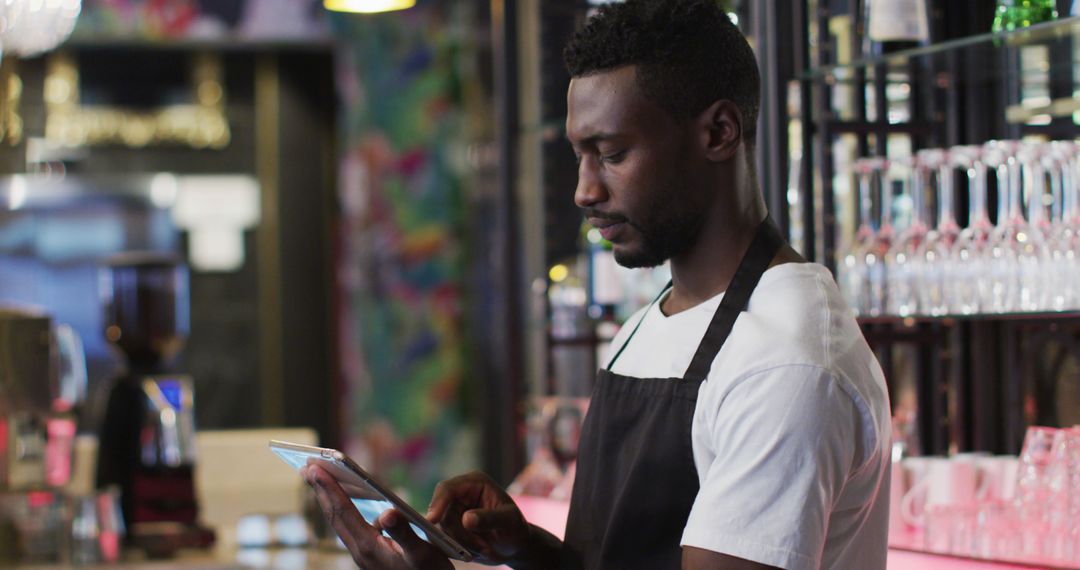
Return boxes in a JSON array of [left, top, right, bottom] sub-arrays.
[[915, 149, 961, 316], [1046, 141, 1078, 311], [886, 156, 928, 316], [841, 158, 891, 315], [1016, 143, 1053, 312], [951, 145, 994, 315], [987, 140, 1025, 313], [839, 159, 879, 314], [1027, 143, 1057, 242], [865, 158, 895, 316], [1060, 145, 1080, 311]]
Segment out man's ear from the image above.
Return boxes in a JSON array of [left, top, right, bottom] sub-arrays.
[[697, 100, 743, 162]]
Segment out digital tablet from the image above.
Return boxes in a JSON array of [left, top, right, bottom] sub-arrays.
[[268, 440, 475, 562]]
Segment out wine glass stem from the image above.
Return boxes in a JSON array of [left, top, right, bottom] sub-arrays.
[[1062, 159, 1078, 224], [912, 166, 927, 228], [1049, 161, 1063, 223], [1028, 161, 1048, 226], [859, 170, 874, 230], [879, 169, 893, 230], [938, 164, 957, 228], [968, 160, 990, 226], [1009, 159, 1025, 221]]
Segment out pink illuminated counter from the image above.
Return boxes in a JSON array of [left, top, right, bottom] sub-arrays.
[[512, 496, 1059, 570]]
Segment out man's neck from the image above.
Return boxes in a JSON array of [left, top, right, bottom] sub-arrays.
[[661, 219, 805, 316], [661, 210, 763, 316]]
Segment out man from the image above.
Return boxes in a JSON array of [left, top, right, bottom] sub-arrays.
[[303, 1, 892, 568]]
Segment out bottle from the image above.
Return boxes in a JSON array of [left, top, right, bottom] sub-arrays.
[[581, 221, 621, 321], [992, 0, 1057, 33], [863, 0, 930, 57]]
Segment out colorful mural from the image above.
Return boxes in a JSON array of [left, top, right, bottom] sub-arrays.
[[73, 0, 327, 41], [331, 5, 480, 503]]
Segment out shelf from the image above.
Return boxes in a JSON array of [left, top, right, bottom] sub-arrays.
[[801, 16, 1080, 82], [857, 311, 1080, 326], [59, 35, 338, 53]]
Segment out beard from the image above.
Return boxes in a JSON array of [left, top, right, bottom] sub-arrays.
[[612, 176, 708, 269]]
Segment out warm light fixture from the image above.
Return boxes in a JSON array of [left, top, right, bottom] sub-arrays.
[[324, 0, 416, 14], [548, 264, 569, 283], [0, 0, 82, 57]]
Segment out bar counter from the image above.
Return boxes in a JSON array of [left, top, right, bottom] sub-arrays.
[[7, 496, 1056, 569], [8, 547, 1054, 570]]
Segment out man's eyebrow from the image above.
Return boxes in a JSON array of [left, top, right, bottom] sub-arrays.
[[565, 131, 621, 146]]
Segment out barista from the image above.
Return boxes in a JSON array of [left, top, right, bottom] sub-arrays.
[[305, 1, 892, 569]]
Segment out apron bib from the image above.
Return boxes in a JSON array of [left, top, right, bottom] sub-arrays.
[[562, 216, 785, 570]]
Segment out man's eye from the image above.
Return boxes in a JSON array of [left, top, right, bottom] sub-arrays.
[[600, 150, 626, 164]]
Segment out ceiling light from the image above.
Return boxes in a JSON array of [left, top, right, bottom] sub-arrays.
[[324, 0, 416, 14]]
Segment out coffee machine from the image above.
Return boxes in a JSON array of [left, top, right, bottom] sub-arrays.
[[0, 309, 54, 492], [95, 252, 211, 555], [0, 307, 90, 563]]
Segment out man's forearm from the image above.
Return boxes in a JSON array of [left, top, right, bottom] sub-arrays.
[[507, 524, 563, 570]]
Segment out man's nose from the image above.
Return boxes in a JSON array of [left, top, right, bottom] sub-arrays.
[[574, 158, 607, 208]]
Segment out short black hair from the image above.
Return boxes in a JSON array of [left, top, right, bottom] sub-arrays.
[[564, 0, 760, 143]]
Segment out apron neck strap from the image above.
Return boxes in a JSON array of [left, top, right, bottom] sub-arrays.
[[682, 214, 785, 381], [605, 215, 786, 375], [605, 280, 673, 370]]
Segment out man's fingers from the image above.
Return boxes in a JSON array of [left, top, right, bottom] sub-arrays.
[[427, 471, 500, 521], [305, 465, 378, 562], [426, 492, 452, 522], [379, 509, 425, 549], [379, 509, 454, 568], [427, 475, 479, 520], [462, 503, 522, 532]]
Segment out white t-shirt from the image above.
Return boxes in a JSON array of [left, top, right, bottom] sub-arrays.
[[605, 262, 891, 570]]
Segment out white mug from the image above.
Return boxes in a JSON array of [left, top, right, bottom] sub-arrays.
[[897, 456, 938, 528], [975, 456, 1019, 502], [900, 456, 984, 527]]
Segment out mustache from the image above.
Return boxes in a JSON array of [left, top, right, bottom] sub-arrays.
[[582, 208, 628, 224]]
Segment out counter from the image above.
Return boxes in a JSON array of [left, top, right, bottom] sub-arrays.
[[8, 497, 1057, 569], [11, 548, 491, 570], [9, 547, 1055, 569]]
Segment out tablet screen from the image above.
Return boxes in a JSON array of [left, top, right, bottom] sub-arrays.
[[350, 498, 430, 541]]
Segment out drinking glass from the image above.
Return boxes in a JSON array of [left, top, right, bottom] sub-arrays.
[[1047, 141, 1079, 310], [916, 149, 961, 316], [1045, 428, 1080, 562], [1016, 143, 1053, 312], [987, 140, 1025, 313], [924, 503, 954, 553], [886, 157, 929, 316], [1015, 426, 1058, 559], [951, 145, 995, 315], [841, 158, 892, 315], [839, 158, 880, 314], [866, 159, 895, 316], [973, 500, 1020, 561]]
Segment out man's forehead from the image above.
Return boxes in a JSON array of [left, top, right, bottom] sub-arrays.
[[568, 66, 638, 103], [566, 67, 650, 141]]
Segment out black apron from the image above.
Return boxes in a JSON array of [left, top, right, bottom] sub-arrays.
[[562, 216, 785, 570]]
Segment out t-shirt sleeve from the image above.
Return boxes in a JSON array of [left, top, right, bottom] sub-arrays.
[[680, 364, 863, 570]]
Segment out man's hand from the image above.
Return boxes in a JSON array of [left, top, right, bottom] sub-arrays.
[[426, 471, 532, 564], [302, 464, 453, 570]]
